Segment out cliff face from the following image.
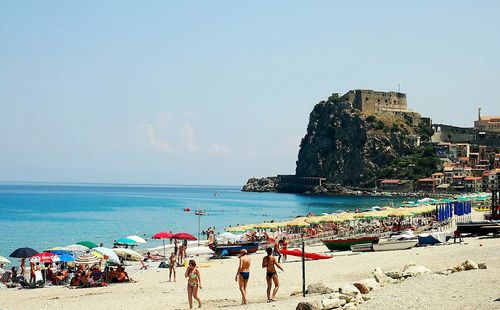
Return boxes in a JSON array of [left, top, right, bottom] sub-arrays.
[[295, 97, 415, 186]]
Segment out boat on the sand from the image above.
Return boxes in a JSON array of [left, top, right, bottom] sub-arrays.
[[209, 242, 259, 256], [372, 239, 418, 251], [321, 236, 379, 251], [350, 243, 374, 252]]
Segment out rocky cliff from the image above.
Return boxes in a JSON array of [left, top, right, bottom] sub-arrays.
[[295, 96, 417, 187]]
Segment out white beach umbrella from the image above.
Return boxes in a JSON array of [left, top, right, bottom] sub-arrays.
[[126, 235, 148, 244], [0, 256, 11, 264], [65, 244, 90, 252], [217, 232, 240, 242], [112, 248, 142, 261], [93, 247, 121, 265]]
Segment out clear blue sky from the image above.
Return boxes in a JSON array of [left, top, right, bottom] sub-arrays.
[[0, 1, 499, 185]]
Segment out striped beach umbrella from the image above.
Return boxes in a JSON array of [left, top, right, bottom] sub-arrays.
[[74, 253, 101, 265]]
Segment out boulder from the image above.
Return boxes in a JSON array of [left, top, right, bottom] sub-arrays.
[[307, 282, 335, 295], [321, 298, 346, 310], [402, 264, 431, 277], [362, 295, 371, 301], [435, 269, 453, 276], [452, 265, 465, 273], [353, 283, 370, 294], [339, 284, 360, 297], [290, 289, 303, 296], [357, 278, 379, 291], [296, 301, 322, 310], [338, 293, 354, 303], [342, 304, 357, 310], [372, 267, 390, 286], [385, 269, 403, 279], [478, 262, 487, 270], [462, 260, 478, 270]]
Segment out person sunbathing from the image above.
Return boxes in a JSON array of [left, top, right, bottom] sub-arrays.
[[110, 266, 130, 283]]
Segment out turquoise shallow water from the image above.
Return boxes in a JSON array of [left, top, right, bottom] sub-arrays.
[[0, 183, 405, 259]]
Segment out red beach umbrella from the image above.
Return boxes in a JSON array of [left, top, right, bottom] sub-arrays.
[[30, 252, 57, 264], [152, 232, 175, 239], [152, 232, 175, 259], [172, 233, 197, 241]]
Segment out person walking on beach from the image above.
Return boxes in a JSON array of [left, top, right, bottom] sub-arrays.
[[185, 260, 202, 309], [280, 237, 288, 262], [169, 252, 176, 282], [273, 240, 281, 263], [235, 249, 251, 305], [262, 247, 283, 302]]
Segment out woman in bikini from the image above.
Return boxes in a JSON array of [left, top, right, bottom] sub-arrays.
[[169, 252, 176, 282], [185, 260, 202, 309], [235, 249, 251, 305], [262, 247, 283, 302]]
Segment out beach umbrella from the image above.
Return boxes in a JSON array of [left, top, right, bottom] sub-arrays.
[[112, 248, 142, 261], [45, 246, 72, 252], [30, 252, 57, 264], [76, 241, 98, 249], [116, 237, 137, 245], [126, 235, 147, 244], [48, 250, 72, 255], [75, 253, 101, 265], [9, 247, 38, 258], [172, 232, 197, 240], [93, 247, 121, 265], [57, 253, 75, 262], [152, 232, 175, 259], [0, 256, 11, 264], [216, 232, 240, 242], [65, 244, 91, 252]]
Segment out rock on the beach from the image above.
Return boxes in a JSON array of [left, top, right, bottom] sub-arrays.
[[342, 304, 357, 310], [358, 278, 380, 291], [290, 289, 303, 296], [462, 260, 479, 270], [478, 262, 487, 269], [296, 301, 322, 310], [307, 282, 335, 295], [339, 284, 360, 297], [353, 283, 370, 294], [385, 269, 403, 280], [321, 298, 346, 310], [452, 264, 465, 273], [372, 267, 391, 285], [435, 269, 453, 275], [362, 295, 371, 301], [402, 264, 432, 277]]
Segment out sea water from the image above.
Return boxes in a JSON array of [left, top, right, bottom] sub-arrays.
[[0, 183, 406, 258]]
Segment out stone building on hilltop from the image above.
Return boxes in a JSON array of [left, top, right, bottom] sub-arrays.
[[475, 108, 500, 133], [334, 89, 423, 126]]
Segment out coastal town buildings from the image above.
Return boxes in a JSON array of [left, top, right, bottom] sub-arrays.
[[474, 109, 500, 133], [416, 141, 500, 193]]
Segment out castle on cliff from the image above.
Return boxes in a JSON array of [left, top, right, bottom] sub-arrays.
[[332, 89, 423, 126]]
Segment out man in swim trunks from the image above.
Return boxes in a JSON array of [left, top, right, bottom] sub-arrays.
[[235, 249, 251, 305], [262, 247, 284, 302]]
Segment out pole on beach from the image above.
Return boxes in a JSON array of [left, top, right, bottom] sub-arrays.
[[301, 234, 306, 297], [198, 213, 201, 247]]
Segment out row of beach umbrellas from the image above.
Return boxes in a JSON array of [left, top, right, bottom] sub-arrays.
[[225, 198, 479, 232]]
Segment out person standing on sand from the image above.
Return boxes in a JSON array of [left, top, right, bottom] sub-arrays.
[[262, 247, 283, 302], [185, 260, 202, 309], [169, 252, 176, 282], [235, 249, 251, 305]]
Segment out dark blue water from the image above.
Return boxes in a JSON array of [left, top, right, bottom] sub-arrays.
[[0, 183, 405, 258]]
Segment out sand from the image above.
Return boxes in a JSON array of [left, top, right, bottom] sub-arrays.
[[1, 236, 500, 310]]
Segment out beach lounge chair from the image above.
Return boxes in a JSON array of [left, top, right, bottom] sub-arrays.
[[140, 259, 149, 270], [0, 271, 11, 284]]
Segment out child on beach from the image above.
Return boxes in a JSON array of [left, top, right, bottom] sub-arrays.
[[235, 249, 251, 305], [262, 247, 284, 303], [185, 260, 202, 309], [169, 252, 176, 282]]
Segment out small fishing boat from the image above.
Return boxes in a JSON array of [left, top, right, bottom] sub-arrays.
[[372, 239, 418, 252], [209, 242, 259, 256], [321, 236, 379, 251]]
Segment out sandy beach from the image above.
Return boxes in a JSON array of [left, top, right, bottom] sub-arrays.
[[2, 227, 500, 310]]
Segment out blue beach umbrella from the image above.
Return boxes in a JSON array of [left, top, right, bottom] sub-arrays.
[[57, 253, 75, 262]]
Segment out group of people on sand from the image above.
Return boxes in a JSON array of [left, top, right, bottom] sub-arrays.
[[178, 247, 284, 309], [174, 239, 188, 266], [236, 247, 284, 305]]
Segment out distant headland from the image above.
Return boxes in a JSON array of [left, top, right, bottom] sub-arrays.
[[243, 89, 500, 195]]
